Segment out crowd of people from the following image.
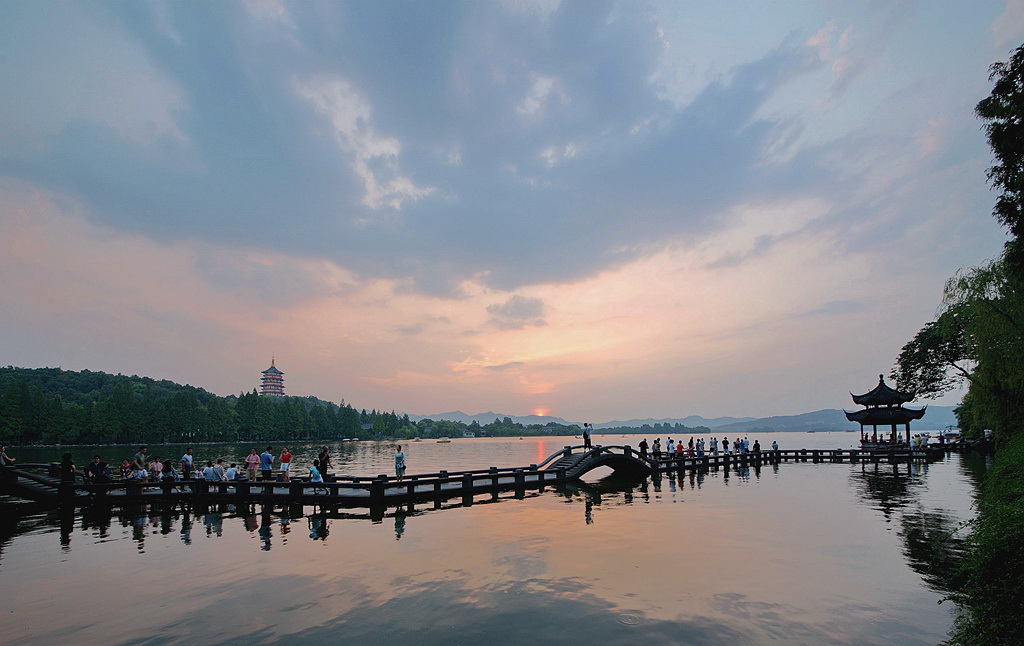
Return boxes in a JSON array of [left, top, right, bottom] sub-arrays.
[[49, 444, 343, 487], [636, 435, 776, 460], [5, 443, 416, 492]]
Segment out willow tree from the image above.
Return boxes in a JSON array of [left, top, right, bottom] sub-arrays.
[[894, 45, 1024, 442], [894, 46, 1024, 646]]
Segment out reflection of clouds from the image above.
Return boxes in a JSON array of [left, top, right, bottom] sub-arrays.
[[491, 537, 550, 579], [260, 578, 748, 645]]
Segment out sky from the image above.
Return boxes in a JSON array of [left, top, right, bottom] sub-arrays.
[[1, 0, 1022, 422]]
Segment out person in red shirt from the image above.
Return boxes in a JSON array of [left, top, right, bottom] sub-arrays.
[[279, 448, 293, 483]]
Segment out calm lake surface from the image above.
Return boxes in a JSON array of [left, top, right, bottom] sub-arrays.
[[0, 433, 985, 645]]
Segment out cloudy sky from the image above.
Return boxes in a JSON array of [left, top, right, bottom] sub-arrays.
[[1, 1, 1021, 421]]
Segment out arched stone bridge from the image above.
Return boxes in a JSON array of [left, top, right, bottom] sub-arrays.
[[537, 444, 654, 479]]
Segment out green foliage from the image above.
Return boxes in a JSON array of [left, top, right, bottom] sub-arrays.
[[0, 367, 374, 444], [897, 45, 1024, 644], [946, 434, 1024, 645], [977, 45, 1024, 249], [894, 257, 1024, 442], [892, 309, 970, 398]]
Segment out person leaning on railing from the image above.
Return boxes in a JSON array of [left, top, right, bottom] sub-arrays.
[[84, 455, 110, 483]]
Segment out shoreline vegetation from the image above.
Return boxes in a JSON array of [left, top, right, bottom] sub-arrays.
[[0, 366, 711, 448], [890, 45, 1024, 645]]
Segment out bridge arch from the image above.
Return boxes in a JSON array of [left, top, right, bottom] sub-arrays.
[[540, 445, 654, 480]]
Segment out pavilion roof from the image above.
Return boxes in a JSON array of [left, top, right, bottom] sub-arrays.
[[844, 406, 926, 425], [851, 374, 915, 407]]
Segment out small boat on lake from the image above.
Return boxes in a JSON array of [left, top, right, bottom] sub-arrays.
[[437, 437, 451, 443]]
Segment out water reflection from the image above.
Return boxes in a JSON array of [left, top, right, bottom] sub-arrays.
[[850, 461, 926, 523], [850, 459, 969, 595], [0, 451, 983, 646]]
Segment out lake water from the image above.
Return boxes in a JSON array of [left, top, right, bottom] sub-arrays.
[[0, 432, 984, 645]]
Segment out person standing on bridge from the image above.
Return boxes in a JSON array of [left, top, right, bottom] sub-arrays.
[[1, 445, 15, 466], [181, 447, 194, 479], [583, 423, 592, 449], [59, 452, 76, 483], [310, 459, 325, 494], [149, 455, 163, 482], [132, 446, 148, 472], [653, 438, 661, 460], [260, 446, 275, 481], [245, 449, 260, 482], [638, 438, 649, 457], [279, 448, 293, 483], [318, 446, 332, 475], [394, 445, 406, 481]]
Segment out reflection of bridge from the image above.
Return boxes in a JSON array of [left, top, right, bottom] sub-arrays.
[[0, 444, 942, 510]]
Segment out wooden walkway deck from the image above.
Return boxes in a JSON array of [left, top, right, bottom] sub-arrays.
[[0, 444, 945, 509]]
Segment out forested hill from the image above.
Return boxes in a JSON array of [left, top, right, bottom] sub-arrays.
[[0, 366, 371, 445], [0, 366, 583, 445], [1, 366, 220, 408]]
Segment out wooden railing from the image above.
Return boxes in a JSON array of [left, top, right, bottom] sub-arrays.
[[1, 445, 943, 508]]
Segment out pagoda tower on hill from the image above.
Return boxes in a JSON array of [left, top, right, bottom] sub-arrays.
[[844, 374, 925, 444], [260, 358, 285, 396]]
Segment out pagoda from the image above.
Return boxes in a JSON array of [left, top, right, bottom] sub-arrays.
[[844, 374, 925, 444], [260, 358, 285, 396]]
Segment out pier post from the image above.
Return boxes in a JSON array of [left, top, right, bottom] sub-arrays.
[[462, 472, 474, 505], [812, 450, 820, 463], [58, 481, 75, 503], [556, 467, 566, 482], [489, 466, 499, 488], [289, 479, 303, 498], [370, 474, 387, 509]]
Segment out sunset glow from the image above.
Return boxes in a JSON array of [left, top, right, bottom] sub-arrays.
[[1, 2, 1015, 421]]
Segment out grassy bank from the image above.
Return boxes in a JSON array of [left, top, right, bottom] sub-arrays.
[[946, 433, 1024, 645]]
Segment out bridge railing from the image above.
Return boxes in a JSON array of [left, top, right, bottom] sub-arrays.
[[55, 462, 569, 503], [536, 444, 658, 476]]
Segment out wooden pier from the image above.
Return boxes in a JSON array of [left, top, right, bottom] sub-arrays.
[[0, 444, 946, 510]]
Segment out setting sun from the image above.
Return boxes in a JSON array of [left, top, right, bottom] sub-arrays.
[[531, 407, 550, 417]]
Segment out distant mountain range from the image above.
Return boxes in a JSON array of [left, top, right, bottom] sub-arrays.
[[409, 406, 959, 433]]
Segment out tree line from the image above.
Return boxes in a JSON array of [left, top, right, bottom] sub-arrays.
[[0, 367, 714, 446], [0, 367, 600, 445], [0, 367, 408, 445], [892, 45, 1024, 645]]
